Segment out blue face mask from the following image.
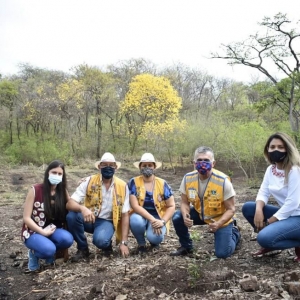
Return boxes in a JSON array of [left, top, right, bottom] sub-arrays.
[[195, 161, 212, 175], [48, 174, 63, 185], [101, 166, 115, 179]]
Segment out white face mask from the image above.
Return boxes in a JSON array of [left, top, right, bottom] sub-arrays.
[[48, 174, 63, 185]]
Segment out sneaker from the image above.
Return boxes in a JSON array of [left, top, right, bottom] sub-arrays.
[[71, 248, 90, 262], [251, 248, 282, 258], [28, 250, 40, 271], [170, 246, 193, 256]]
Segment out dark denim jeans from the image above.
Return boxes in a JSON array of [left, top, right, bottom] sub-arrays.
[[66, 211, 114, 250], [242, 201, 300, 249], [25, 228, 73, 259], [172, 207, 240, 258]]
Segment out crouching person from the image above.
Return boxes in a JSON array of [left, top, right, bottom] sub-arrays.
[[170, 146, 241, 259], [66, 152, 130, 261], [129, 153, 175, 254], [22, 160, 74, 273]]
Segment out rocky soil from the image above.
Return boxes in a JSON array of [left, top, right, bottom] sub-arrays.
[[0, 162, 300, 300]]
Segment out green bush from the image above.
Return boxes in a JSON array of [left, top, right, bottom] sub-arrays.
[[4, 135, 72, 165]]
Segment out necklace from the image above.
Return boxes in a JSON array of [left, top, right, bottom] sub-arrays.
[[143, 177, 155, 193], [271, 165, 285, 178]]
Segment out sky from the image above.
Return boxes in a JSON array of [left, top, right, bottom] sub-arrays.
[[0, 0, 299, 83]]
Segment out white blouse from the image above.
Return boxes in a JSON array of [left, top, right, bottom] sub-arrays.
[[256, 165, 300, 220]]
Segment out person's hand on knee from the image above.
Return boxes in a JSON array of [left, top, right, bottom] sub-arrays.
[[81, 207, 95, 223], [184, 213, 193, 228]]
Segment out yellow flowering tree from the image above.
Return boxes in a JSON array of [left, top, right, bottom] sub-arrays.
[[120, 73, 185, 154]]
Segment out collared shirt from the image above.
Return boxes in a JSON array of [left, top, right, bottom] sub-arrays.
[[71, 176, 130, 219]]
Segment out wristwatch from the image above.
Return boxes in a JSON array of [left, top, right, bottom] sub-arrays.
[[161, 219, 166, 226], [121, 241, 128, 246]]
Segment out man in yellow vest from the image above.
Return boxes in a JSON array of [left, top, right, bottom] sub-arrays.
[[170, 146, 241, 258], [66, 152, 130, 262]]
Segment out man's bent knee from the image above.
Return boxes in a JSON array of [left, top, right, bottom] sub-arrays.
[[93, 237, 111, 249], [172, 211, 183, 223], [215, 248, 233, 259]]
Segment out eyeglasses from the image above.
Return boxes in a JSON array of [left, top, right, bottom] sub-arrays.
[[196, 159, 211, 162]]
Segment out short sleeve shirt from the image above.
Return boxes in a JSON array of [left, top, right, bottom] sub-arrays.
[[128, 177, 173, 210], [71, 176, 130, 219]]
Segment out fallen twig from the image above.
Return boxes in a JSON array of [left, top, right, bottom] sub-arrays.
[[48, 275, 76, 286], [169, 287, 177, 296], [17, 289, 48, 300]]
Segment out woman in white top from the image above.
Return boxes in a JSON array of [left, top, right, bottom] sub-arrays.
[[242, 132, 300, 260]]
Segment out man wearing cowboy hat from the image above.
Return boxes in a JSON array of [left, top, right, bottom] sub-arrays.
[[129, 153, 175, 254], [170, 146, 241, 258], [66, 152, 130, 261]]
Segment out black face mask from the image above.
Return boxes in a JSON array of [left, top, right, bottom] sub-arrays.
[[101, 166, 115, 179], [268, 150, 287, 163]]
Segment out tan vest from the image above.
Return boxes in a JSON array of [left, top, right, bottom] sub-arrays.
[[184, 169, 233, 227], [134, 175, 171, 233], [84, 174, 127, 244]]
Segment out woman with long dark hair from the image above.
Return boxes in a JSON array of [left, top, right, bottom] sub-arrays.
[[21, 160, 73, 272]]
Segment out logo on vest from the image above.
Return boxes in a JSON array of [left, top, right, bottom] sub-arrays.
[[188, 189, 196, 199]]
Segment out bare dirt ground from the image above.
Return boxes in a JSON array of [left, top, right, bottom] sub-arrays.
[[0, 162, 299, 300]]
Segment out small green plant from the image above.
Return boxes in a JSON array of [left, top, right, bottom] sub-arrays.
[[187, 229, 202, 287], [188, 259, 201, 287], [190, 230, 201, 242]]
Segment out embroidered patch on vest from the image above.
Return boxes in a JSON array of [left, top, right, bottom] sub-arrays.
[[188, 189, 196, 199]]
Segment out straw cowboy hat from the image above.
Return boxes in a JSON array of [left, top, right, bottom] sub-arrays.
[[133, 153, 162, 169], [94, 152, 121, 170]]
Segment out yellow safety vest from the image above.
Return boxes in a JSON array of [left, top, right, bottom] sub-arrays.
[[134, 175, 171, 233], [184, 169, 233, 227], [84, 174, 127, 244]]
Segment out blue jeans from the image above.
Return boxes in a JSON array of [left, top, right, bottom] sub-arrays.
[[25, 228, 73, 259], [242, 201, 300, 249], [172, 208, 240, 258], [130, 213, 166, 246], [66, 211, 114, 250]]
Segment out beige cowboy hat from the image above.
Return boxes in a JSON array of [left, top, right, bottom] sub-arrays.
[[95, 152, 121, 170], [133, 153, 162, 169]]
